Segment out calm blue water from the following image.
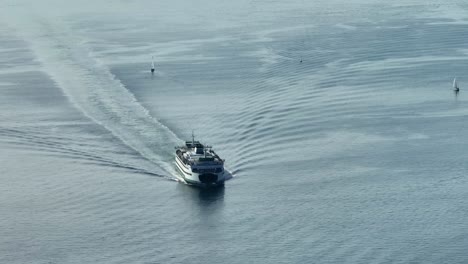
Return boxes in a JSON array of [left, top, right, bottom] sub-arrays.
[[1, 1, 468, 263]]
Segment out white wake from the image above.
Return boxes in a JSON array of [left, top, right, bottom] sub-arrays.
[[4, 16, 182, 177]]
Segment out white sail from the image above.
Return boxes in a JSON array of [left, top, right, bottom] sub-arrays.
[[151, 56, 155, 69], [453, 78, 459, 89]]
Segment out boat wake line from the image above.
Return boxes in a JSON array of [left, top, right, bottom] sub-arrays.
[[7, 17, 182, 178]]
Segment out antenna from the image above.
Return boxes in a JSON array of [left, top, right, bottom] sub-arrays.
[[192, 130, 195, 145]]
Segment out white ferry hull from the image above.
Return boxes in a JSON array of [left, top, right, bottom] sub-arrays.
[[175, 154, 225, 187]]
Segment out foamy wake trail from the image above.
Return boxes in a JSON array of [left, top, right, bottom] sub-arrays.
[[7, 17, 181, 177]]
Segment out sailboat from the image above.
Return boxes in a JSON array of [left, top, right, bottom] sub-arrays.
[[151, 56, 155, 74], [453, 77, 460, 91]]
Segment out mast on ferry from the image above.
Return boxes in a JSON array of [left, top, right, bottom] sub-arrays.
[[192, 130, 195, 146]]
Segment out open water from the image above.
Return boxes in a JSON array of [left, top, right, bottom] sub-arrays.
[[1, 0, 468, 263]]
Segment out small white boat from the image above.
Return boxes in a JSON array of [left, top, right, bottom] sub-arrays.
[[453, 77, 460, 91], [151, 56, 155, 74], [175, 133, 225, 187]]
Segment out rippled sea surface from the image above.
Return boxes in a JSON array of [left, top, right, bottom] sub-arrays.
[[1, 1, 468, 263]]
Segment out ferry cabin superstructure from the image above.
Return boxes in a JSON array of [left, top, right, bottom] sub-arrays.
[[175, 140, 225, 186]]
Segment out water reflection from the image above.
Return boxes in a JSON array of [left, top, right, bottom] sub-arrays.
[[454, 89, 459, 101], [175, 183, 226, 236], [176, 183, 225, 209]]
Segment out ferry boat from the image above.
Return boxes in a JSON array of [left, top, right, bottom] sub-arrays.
[[175, 133, 225, 187]]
